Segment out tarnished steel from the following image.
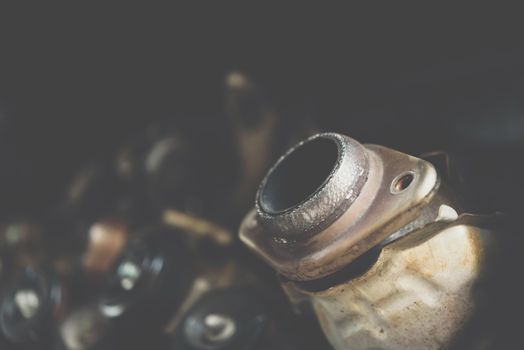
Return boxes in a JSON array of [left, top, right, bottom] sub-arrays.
[[283, 223, 489, 350], [241, 134, 440, 281], [256, 133, 369, 238], [239, 132, 496, 349]]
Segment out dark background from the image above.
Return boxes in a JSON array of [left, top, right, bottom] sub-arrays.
[[1, 7, 523, 220]]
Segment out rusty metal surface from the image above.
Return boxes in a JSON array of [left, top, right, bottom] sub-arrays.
[[240, 135, 440, 281], [285, 223, 491, 350], [239, 132, 499, 349]]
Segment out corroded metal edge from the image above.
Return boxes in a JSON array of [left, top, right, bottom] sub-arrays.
[[255, 133, 369, 238], [240, 139, 440, 281]]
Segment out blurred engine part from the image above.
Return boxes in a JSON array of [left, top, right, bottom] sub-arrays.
[[82, 220, 128, 277], [172, 287, 271, 350], [240, 132, 499, 350], [0, 265, 67, 349], [165, 241, 329, 350], [60, 226, 193, 350], [98, 226, 191, 323], [0, 223, 44, 276]]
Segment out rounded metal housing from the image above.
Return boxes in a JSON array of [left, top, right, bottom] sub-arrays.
[[240, 133, 439, 281], [240, 132, 496, 349]]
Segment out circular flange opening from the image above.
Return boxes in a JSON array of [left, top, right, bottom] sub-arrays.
[[258, 137, 340, 214]]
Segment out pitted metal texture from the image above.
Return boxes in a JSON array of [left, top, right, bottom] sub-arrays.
[[256, 133, 369, 238]]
